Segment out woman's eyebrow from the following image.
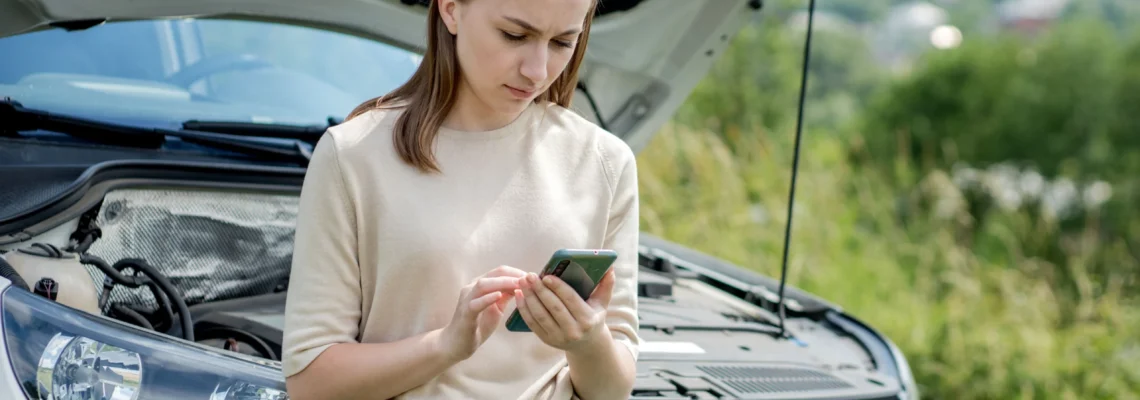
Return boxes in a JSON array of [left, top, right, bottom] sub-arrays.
[[502, 16, 582, 36]]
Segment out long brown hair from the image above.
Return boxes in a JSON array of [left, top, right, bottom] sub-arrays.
[[346, 0, 598, 174]]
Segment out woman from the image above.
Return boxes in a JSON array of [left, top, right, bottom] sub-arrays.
[[280, 0, 641, 399]]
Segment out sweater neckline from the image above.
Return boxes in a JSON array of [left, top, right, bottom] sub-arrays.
[[436, 101, 544, 141]]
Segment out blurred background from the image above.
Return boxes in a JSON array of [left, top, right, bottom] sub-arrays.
[[637, 0, 1139, 398]]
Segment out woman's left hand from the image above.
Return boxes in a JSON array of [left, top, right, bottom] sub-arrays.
[[514, 269, 616, 353]]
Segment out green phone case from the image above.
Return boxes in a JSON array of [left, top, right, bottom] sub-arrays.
[[505, 249, 618, 332]]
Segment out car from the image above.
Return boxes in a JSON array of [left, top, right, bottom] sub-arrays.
[[0, 0, 918, 399]]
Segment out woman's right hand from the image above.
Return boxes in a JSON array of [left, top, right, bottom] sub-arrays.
[[438, 266, 526, 361]]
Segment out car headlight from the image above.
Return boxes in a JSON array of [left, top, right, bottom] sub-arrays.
[[36, 333, 143, 399], [1, 284, 289, 399]]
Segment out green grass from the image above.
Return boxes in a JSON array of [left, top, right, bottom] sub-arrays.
[[635, 123, 1140, 399]]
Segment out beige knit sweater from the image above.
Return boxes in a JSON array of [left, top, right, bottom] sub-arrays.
[[281, 100, 641, 399]]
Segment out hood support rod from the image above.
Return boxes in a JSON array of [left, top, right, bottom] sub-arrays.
[[776, 0, 816, 338]]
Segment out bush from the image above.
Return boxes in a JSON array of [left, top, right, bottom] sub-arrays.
[[638, 8, 1140, 399], [855, 19, 1138, 182], [636, 123, 1140, 399]]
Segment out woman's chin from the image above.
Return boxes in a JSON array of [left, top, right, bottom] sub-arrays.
[[488, 96, 535, 115]]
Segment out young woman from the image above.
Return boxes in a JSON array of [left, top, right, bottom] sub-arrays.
[[280, 0, 641, 399]]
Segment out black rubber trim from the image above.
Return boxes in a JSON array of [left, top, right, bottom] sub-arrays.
[[0, 159, 306, 240], [0, 165, 89, 221], [825, 310, 916, 397]]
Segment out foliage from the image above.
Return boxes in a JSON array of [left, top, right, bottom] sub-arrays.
[[672, 5, 885, 157], [636, 3, 1140, 399], [671, 16, 802, 148], [857, 18, 1136, 181], [637, 121, 1140, 399]]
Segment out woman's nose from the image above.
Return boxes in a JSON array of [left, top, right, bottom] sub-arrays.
[[519, 45, 549, 84]]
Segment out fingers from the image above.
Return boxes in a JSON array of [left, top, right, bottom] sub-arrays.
[[469, 291, 503, 313], [476, 295, 508, 335], [514, 289, 549, 337], [471, 276, 521, 298], [494, 293, 510, 313], [587, 269, 616, 309], [484, 265, 527, 279], [532, 275, 580, 331], [520, 279, 560, 337], [541, 275, 594, 322]]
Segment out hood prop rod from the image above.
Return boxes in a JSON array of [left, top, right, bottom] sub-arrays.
[[776, 0, 816, 338]]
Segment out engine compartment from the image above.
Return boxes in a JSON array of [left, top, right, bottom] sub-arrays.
[[0, 183, 906, 399], [1, 186, 300, 354]]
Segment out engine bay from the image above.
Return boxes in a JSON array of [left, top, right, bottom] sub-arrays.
[[0, 184, 906, 400]]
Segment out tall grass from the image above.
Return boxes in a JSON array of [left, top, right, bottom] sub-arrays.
[[635, 123, 1140, 399]]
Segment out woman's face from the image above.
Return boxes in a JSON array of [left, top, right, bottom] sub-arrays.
[[440, 0, 592, 116]]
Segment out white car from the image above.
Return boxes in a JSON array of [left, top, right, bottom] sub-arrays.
[[0, 0, 917, 399]]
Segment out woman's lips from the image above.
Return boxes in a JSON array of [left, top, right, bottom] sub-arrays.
[[505, 85, 536, 99]]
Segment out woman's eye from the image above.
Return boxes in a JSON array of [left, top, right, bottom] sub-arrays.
[[552, 40, 574, 49], [501, 31, 525, 41]]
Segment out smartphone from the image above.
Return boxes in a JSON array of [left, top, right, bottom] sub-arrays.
[[505, 249, 618, 332]]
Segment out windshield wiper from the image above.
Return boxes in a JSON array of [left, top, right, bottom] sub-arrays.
[[1, 98, 165, 148], [182, 118, 337, 143], [1, 98, 311, 165]]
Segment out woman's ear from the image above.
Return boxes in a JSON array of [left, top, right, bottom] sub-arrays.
[[438, 0, 461, 35]]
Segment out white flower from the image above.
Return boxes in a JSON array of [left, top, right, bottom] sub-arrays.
[[1018, 170, 1045, 201], [1083, 181, 1112, 209], [1041, 179, 1077, 220]]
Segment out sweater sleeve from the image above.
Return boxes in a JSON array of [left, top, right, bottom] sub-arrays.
[[602, 142, 642, 361], [281, 132, 362, 378]]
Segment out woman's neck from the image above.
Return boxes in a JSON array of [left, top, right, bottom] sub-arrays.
[[443, 81, 529, 133]]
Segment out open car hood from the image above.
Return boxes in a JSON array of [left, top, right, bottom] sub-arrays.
[[0, 0, 757, 152], [0, 3, 922, 398]]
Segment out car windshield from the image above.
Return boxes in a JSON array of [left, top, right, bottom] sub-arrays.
[[0, 18, 422, 128]]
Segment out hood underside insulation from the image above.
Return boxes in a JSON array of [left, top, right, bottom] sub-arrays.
[[84, 187, 299, 312]]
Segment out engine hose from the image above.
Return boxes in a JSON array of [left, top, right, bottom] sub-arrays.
[[78, 254, 147, 288], [31, 243, 62, 258], [144, 281, 176, 332], [111, 303, 154, 331], [82, 254, 153, 315], [0, 255, 29, 291], [111, 258, 194, 342]]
